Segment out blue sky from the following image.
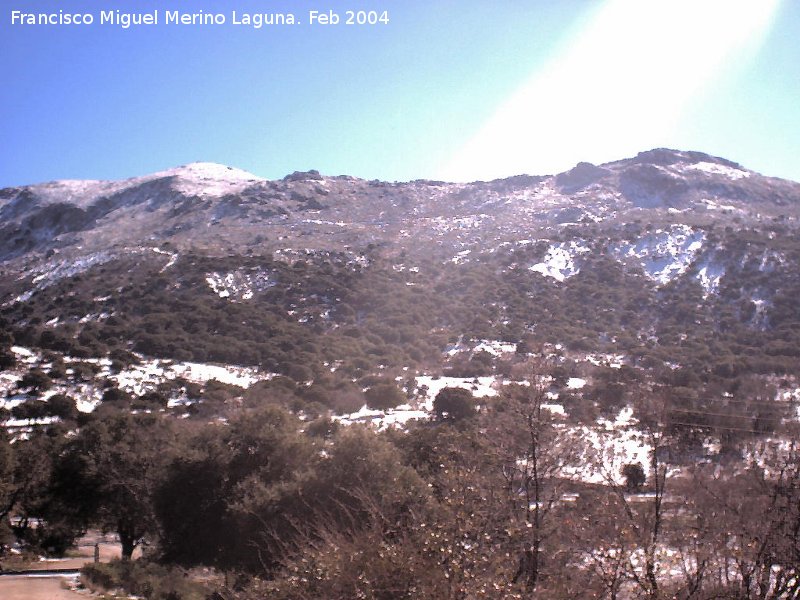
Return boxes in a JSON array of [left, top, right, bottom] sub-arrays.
[[1, 0, 798, 187]]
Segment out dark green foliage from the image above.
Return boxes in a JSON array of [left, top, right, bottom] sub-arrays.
[[4, 224, 800, 382], [622, 462, 646, 492], [157, 407, 315, 572], [81, 559, 208, 600], [364, 383, 406, 410], [134, 391, 169, 410], [0, 347, 14, 370], [50, 412, 175, 559], [11, 400, 52, 421], [18, 368, 52, 395], [305, 416, 340, 439], [433, 387, 476, 422], [47, 393, 78, 420], [102, 386, 132, 404]]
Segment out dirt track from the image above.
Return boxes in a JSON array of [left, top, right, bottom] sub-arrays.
[[0, 575, 85, 600], [0, 532, 137, 599]]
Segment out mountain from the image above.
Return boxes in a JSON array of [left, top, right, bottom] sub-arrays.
[[2, 148, 800, 386]]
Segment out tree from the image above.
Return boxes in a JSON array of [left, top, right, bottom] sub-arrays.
[[685, 436, 800, 598], [17, 368, 53, 395], [433, 387, 476, 422], [364, 383, 406, 410], [0, 430, 15, 526], [482, 367, 584, 594], [51, 412, 175, 559], [101, 386, 132, 404], [1, 430, 78, 555], [0, 347, 14, 371], [622, 462, 646, 492], [0, 326, 15, 370], [11, 400, 51, 421], [157, 407, 316, 573], [155, 423, 232, 569]]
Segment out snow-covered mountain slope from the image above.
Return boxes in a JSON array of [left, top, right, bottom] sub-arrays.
[[11, 162, 264, 209], [1, 149, 798, 268], [2, 148, 800, 385], [610, 225, 705, 284]]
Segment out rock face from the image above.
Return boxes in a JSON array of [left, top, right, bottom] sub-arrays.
[[555, 162, 611, 194]]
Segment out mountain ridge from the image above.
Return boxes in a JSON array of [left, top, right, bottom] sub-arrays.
[[1, 148, 798, 269]]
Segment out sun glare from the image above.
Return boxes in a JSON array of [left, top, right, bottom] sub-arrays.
[[439, 0, 781, 182]]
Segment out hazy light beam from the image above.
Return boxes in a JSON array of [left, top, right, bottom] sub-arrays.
[[439, 0, 781, 181]]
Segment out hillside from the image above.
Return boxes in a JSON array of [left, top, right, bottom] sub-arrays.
[[3, 149, 800, 598], [1, 148, 799, 380]]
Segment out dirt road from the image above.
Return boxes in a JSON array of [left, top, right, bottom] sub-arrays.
[[0, 575, 85, 600], [0, 531, 135, 599]]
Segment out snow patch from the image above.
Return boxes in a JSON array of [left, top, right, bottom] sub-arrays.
[[694, 255, 725, 296], [610, 225, 704, 284], [333, 404, 429, 430], [415, 375, 498, 411], [159, 162, 264, 197], [565, 407, 652, 485], [682, 162, 750, 180], [530, 241, 591, 282], [473, 340, 517, 356], [567, 377, 586, 389], [205, 268, 275, 300]]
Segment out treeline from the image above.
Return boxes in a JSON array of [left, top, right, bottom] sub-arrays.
[[3, 378, 800, 599]]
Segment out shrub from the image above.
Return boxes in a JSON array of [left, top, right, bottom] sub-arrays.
[[47, 393, 78, 420], [433, 387, 476, 422], [622, 462, 646, 492], [364, 383, 406, 411], [81, 559, 208, 600]]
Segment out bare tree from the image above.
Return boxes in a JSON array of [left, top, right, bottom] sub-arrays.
[[483, 363, 584, 594]]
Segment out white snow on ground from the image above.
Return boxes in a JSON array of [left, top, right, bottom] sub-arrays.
[[586, 353, 625, 368], [473, 340, 517, 356], [11, 346, 38, 363], [700, 198, 739, 212], [22, 162, 263, 210], [750, 293, 771, 329], [428, 215, 487, 234], [158, 162, 264, 197], [168, 362, 265, 388], [1, 348, 275, 424], [610, 225, 705, 285], [694, 255, 725, 295], [333, 375, 499, 430], [530, 241, 591, 282], [302, 219, 348, 227], [8, 253, 116, 305], [681, 161, 750, 180], [565, 407, 652, 485], [114, 359, 269, 396], [152, 247, 178, 272], [333, 404, 430, 430], [415, 375, 498, 411], [445, 339, 516, 357], [205, 268, 275, 300], [567, 377, 587, 389], [756, 249, 785, 272], [542, 403, 567, 416]]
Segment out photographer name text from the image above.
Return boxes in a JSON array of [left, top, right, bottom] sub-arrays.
[[10, 9, 390, 29]]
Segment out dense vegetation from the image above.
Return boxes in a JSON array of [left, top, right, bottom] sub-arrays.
[[2, 367, 800, 599], [3, 224, 800, 384]]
